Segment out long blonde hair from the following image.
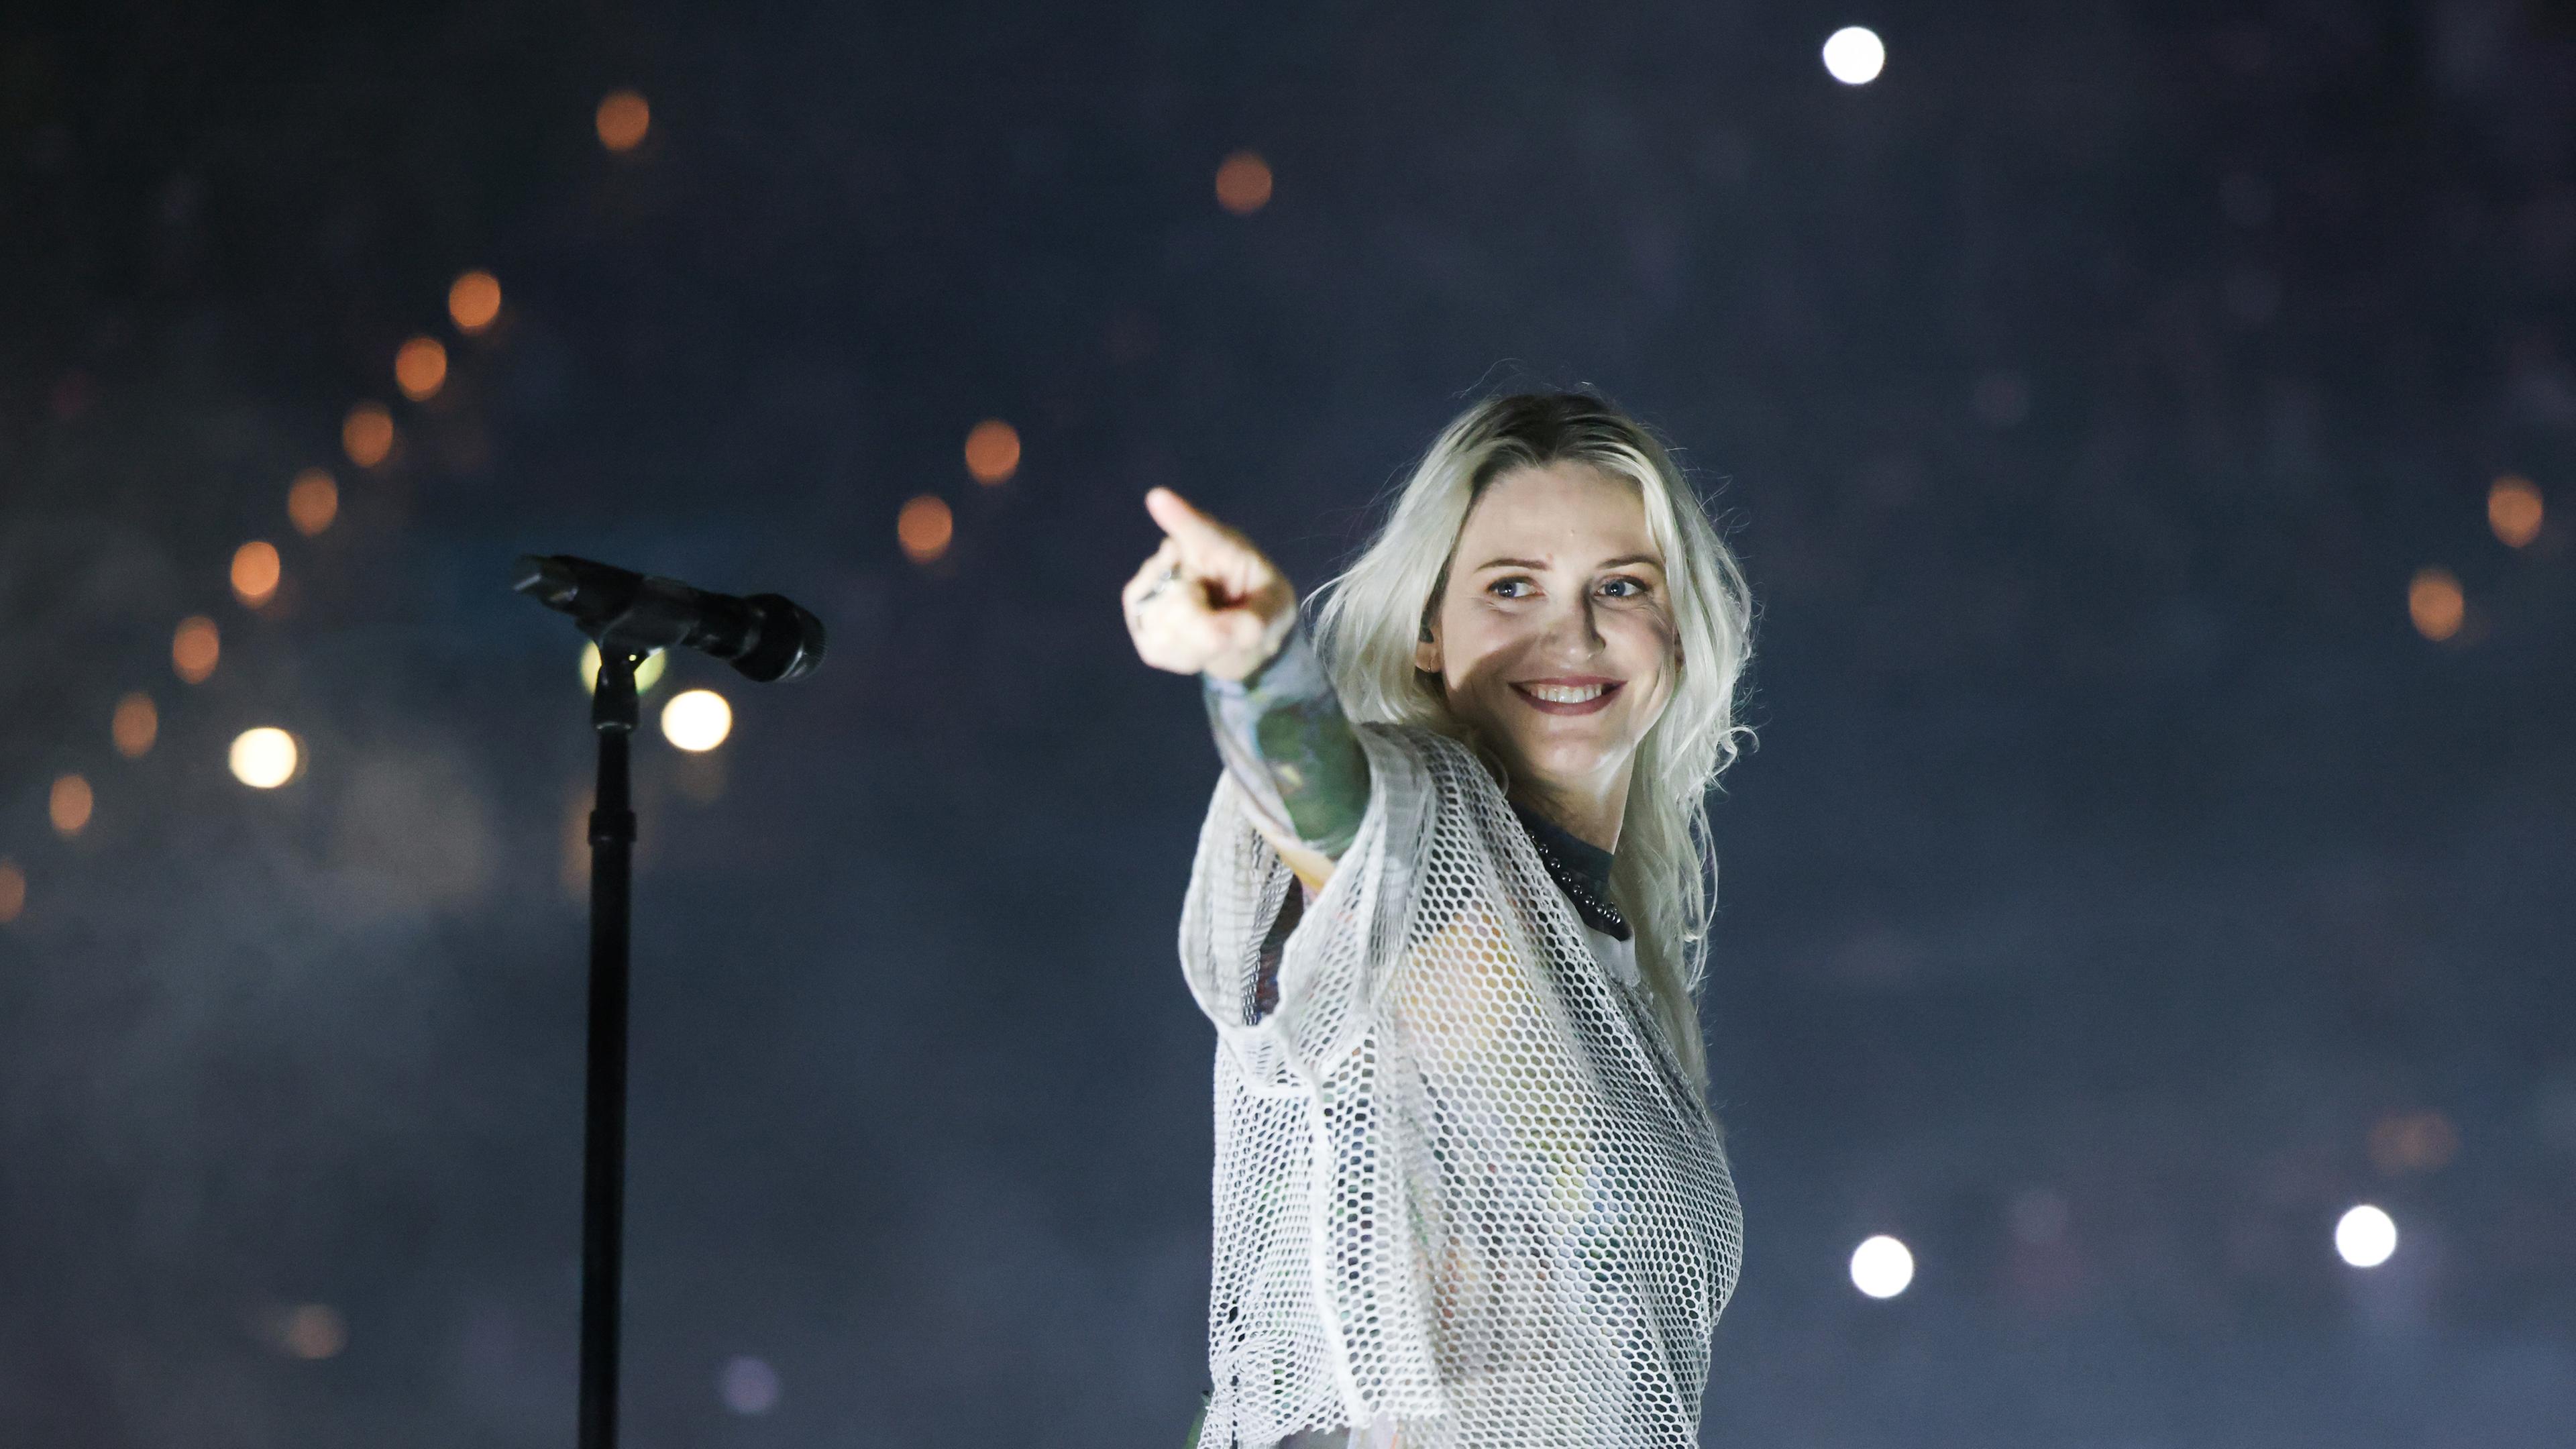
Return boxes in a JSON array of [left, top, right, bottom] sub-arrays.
[[1311, 392, 1754, 1091]]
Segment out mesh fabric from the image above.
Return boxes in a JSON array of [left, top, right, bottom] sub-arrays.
[[1179, 724, 1743, 1449]]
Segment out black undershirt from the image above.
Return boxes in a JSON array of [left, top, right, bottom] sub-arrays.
[[1248, 800, 1627, 1024]]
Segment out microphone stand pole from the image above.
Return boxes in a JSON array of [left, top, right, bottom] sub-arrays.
[[579, 645, 641, 1449], [513, 551, 823, 1449]]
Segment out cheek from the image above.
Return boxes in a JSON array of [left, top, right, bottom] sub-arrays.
[[1436, 606, 1519, 685], [1608, 612, 1680, 698], [1605, 608, 1677, 663]]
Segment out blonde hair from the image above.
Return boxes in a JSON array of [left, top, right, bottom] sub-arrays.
[[1311, 392, 1754, 1091]]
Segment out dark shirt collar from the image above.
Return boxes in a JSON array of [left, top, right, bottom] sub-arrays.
[[1509, 800, 1630, 940]]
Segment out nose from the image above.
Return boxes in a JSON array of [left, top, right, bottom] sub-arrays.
[[1540, 590, 1607, 656]]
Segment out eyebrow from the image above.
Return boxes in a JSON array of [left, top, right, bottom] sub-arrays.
[[1470, 553, 1666, 572]]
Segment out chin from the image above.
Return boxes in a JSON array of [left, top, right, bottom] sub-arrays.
[[1494, 721, 1629, 787]]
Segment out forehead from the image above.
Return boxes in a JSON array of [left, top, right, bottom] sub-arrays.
[[1456, 459, 1660, 562]]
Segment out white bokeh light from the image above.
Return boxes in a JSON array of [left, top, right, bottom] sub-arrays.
[[1823, 26, 1886, 85], [228, 727, 301, 788], [718, 1354, 780, 1415], [660, 688, 733, 752], [2335, 1204, 2398, 1268], [1849, 1234, 1915, 1298], [580, 640, 667, 694]]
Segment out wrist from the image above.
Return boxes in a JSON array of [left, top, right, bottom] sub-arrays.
[[1203, 608, 1295, 687], [1206, 625, 1316, 698]]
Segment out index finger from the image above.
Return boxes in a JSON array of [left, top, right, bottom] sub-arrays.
[[1143, 488, 1244, 561]]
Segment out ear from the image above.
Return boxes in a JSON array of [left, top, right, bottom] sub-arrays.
[[1413, 619, 1442, 676]]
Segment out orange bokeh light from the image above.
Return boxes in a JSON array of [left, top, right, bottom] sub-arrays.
[[2488, 475, 2542, 549], [449, 270, 502, 333], [172, 616, 221, 683], [596, 90, 651, 152], [50, 773, 93, 837], [2367, 1109, 2460, 1175], [288, 468, 339, 535], [964, 419, 1021, 485], [232, 540, 282, 606], [560, 787, 593, 899], [396, 336, 448, 400], [898, 496, 955, 563], [343, 402, 394, 468], [1216, 151, 1273, 215], [113, 692, 158, 758], [282, 1304, 347, 1360], [0, 859, 22, 923], [2408, 568, 2464, 641]]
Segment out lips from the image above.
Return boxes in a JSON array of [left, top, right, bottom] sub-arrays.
[[1509, 678, 1623, 716]]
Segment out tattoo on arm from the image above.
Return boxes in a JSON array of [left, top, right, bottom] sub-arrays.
[[1202, 629, 1370, 859]]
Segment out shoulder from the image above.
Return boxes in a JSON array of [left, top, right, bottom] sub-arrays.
[[1350, 720, 1495, 804], [1350, 716, 1504, 840], [1348, 722, 1526, 918]]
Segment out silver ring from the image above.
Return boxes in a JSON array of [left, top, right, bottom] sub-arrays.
[[1135, 563, 1180, 606]]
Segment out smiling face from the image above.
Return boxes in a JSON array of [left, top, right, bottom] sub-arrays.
[[1415, 459, 1680, 846]]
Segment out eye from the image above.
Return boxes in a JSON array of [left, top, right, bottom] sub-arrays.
[[1487, 577, 1535, 599], [1598, 576, 1650, 599]]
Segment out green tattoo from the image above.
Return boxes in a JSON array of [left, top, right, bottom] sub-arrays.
[[1201, 629, 1370, 859]]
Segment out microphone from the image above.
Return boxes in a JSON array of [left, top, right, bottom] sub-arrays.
[[511, 553, 826, 683]]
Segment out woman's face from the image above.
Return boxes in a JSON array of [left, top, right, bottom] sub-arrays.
[[1417, 460, 1680, 821]]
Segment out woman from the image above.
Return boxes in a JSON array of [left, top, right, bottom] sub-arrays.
[[1124, 392, 1752, 1449]]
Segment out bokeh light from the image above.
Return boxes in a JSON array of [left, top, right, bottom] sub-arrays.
[[0, 859, 22, 924], [720, 1355, 782, 1415], [1215, 150, 1273, 214], [579, 641, 667, 694], [112, 692, 158, 758], [172, 616, 221, 683], [229, 728, 301, 789], [231, 540, 281, 606], [560, 787, 592, 900], [2369, 1109, 2459, 1175], [660, 688, 733, 752], [1823, 26, 1886, 85], [396, 335, 448, 400], [449, 270, 502, 333], [2334, 1204, 2398, 1267], [2488, 475, 2542, 548], [288, 468, 339, 535], [2008, 1186, 2069, 1244], [49, 774, 93, 837], [342, 401, 394, 468], [1849, 1234, 1915, 1298], [596, 89, 651, 152], [282, 1304, 347, 1360], [2408, 568, 2464, 641], [965, 419, 1021, 484], [898, 495, 954, 563]]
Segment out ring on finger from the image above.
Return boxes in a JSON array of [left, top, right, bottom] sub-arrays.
[[1134, 563, 1181, 606]]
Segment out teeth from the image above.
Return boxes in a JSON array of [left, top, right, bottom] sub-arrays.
[[1527, 683, 1607, 704]]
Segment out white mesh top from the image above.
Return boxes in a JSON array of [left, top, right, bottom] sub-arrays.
[[1178, 722, 1743, 1449]]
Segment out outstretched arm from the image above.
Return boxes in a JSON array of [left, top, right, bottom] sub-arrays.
[[1122, 488, 1368, 894]]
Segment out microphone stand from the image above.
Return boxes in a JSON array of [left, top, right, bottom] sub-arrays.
[[578, 645, 642, 1449], [512, 551, 823, 1449]]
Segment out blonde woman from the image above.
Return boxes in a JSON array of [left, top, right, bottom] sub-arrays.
[[1125, 392, 1752, 1449]]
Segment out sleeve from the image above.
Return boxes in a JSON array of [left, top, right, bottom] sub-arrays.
[[1177, 724, 1439, 1086], [1199, 629, 1371, 858]]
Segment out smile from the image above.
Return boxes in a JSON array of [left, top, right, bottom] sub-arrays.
[[1509, 678, 1623, 715]]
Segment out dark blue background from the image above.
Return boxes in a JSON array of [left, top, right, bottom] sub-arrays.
[[3, 1, 2571, 1443]]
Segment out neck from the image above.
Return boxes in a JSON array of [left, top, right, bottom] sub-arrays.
[[1507, 770, 1629, 854]]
